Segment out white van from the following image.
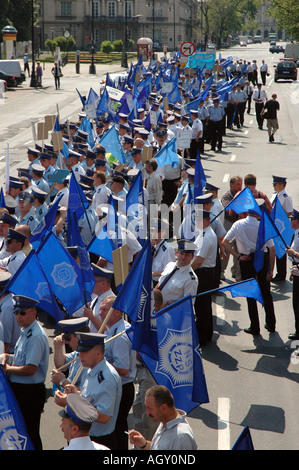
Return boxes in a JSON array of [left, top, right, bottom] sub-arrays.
[[0, 60, 26, 85]]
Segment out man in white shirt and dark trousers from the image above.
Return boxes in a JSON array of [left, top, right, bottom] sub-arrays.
[[222, 210, 276, 335], [253, 83, 267, 130]]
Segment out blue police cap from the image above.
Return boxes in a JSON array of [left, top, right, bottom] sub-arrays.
[[31, 186, 47, 199], [13, 295, 39, 310], [58, 317, 89, 334], [0, 212, 18, 226], [77, 130, 89, 141], [27, 147, 40, 157], [205, 182, 220, 191], [18, 191, 34, 203], [76, 332, 107, 352], [91, 263, 113, 279], [272, 175, 287, 184], [7, 228, 27, 243], [39, 153, 52, 160], [291, 209, 299, 220], [31, 163, 45, 174], [195, 193, 213, 204], [9, 178, 23, 189]]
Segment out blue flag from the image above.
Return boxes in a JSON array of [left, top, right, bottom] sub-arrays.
[[67, 172, 90, 245], [186, 86, 210, 117], [140, 295, 209, 412], [85, 87, 100, 120], [112, 239, 158, 359], [76, 88, 86, 110], [79, 117, 95, 149], [254, 207, 280, 272], [36, 232, 90, 314], [125, 171, 147, 242], [97, 87, 116, 121], [69, 211, 95, 301], [0, 368, 35, 449], [271, 196, 294, 259], [194, 153, 206, 199], [224, 187, 262, 217], [98, 125, 126, 164], [0, 187, 6, 208], [154, 138, 179, 168], [30, 194, 63, 249], [87, 224, 115, 263], [5, 250, 66, 323], [217, 278, 264, 306], [232, 426, 254, 450]]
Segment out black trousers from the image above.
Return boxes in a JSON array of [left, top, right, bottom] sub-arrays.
[[255, 103, 264, 128], [194, 266, 216, 345], [10, 382, 46, 450], [226, 103, 236, 129], [293, 276, 299, 334], [209, 120, 223, 151], [236, 102, 246, 126], [114, 382, 135, 450], [239, 252, 276, 333], [190, 138, 201, 159], [162, 178, 180, 207], [275, 253, 287, 280]]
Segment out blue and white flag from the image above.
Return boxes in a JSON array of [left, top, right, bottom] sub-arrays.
[[5, 249, 66, 323], [154, 138, 179, 168], [112, 239, 158, 359], [194, 153, 206, 199], [36, 232, 90, 315], [125, 171, 147, 243], [79, 117, 95, 149], [140, 295, 209, 412], [0, 368, 35, 450], [85, 87, 100, 120], [98, 125, 126, 164], [224, 187, 262, 217], [96, 87, 116, 120], [67, 172, 90, 245], [271, 196, 294, 259]]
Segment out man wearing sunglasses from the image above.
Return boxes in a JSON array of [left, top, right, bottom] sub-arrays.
[[1, 295, 49, 450], [0, 228, 26, 275]]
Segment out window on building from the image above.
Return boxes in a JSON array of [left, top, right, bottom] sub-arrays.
[[61, 2, 72, 17], [107, 1, 116, 18], [108, 29, 116, 42], [123, 1, 133, 19], [92, 1, 100, 18]]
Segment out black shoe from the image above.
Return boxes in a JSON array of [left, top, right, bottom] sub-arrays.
[[288, 333, 299, 340], [244, 327, 260, 336], [258, 126, 263, 130], [210, 147, 216, 151], [265, 324, 275, 333]]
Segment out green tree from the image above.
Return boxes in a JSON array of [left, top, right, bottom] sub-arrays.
[[269, 0, 299, 40], [113, 39, 123, 52], [101, 41, 114, 54], [45, 39, 57, 54]]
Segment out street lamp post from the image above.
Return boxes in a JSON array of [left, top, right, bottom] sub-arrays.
[[89, 0, 96, 74], [118, 0, 128, 69], [146, 0, 155, 57], [30, 0, 37, 87]]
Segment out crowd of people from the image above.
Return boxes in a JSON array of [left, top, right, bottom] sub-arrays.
[[0, 52, 297, 451]]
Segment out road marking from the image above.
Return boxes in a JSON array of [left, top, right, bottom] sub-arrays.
[[223, 174, 230, 183], [230, 154, 236, 162], [250, 119, 253, 125], [244, 130, 249, 135], [218, 397, 231, 450], [25, 140, 32, 145]]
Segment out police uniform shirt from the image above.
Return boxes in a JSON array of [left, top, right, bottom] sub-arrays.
[[198, 106, 209, 123], [235, 90, 247, 103], [92, 184, 111, 211], [64, 350, 88, 389], [32, 178, 50, 193], [224, 215, 274, 255], [228, 91, 238, 104], [158, 261, 198, 305], [78, 206, 98, 246], [81, 357, 122, 437], [18, 212, 39, 232], [0, 293, 21, 353], [104, 318, 136, 385], [163, 155, 183, 181], [88, 290, 115, 333], [34, 203, 48, 222], [171, 178, 189, 209], [191, 118, 203, 139], [54, 187, 69, 208], [9, 319, 49, 384], [289, 228, 299, 263], [72, 163, 86, 182], [150, 409, 197, 451], [0, 250, 26, 275], [271, 190, 293, 215], [252, 89, 267, 103], [152, 240, 176, 281], [63, 436, 110, 451], [211, 198, 225, 224], [194, 225, 218, 268], [208, 104, 225, 122], [0, 237, 9, 260], [43, 165, 55, 185]]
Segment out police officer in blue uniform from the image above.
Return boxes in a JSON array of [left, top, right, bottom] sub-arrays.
[[208, 97, 225, 152], [2, 295, 49, 450]]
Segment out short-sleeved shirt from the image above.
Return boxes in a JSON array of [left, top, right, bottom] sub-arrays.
[[81, 358, 122, 437], [194, 225, 218, 268], [264, 99, 279, 119], [150, 410, 197, 450], [9, 319, 49, 384]]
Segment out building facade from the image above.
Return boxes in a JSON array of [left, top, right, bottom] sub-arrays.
[[37, 0, 198, 52]]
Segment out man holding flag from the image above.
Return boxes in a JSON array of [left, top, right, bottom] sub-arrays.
[[222, 209, 276, 335]]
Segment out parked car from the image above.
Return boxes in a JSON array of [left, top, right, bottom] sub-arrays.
[[0, 60, 25, 85], [270, 45, 285, 54], [274, 60, 297, 81], [0, 70, 18, 87], [240, 40, 247, 47]]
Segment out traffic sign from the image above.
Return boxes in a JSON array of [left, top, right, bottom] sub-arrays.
[[180, 41, 196, 57]]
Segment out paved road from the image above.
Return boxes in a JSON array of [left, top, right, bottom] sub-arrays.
[[1, 43, 299, 450]]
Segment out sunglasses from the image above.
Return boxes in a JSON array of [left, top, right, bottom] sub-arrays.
[[14, 310, 28, 316]]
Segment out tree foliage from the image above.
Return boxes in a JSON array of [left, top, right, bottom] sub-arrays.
[[268, 0, 299, 40]]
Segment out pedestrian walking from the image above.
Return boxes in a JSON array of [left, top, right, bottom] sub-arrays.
[[51, 61, 63, 90]]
